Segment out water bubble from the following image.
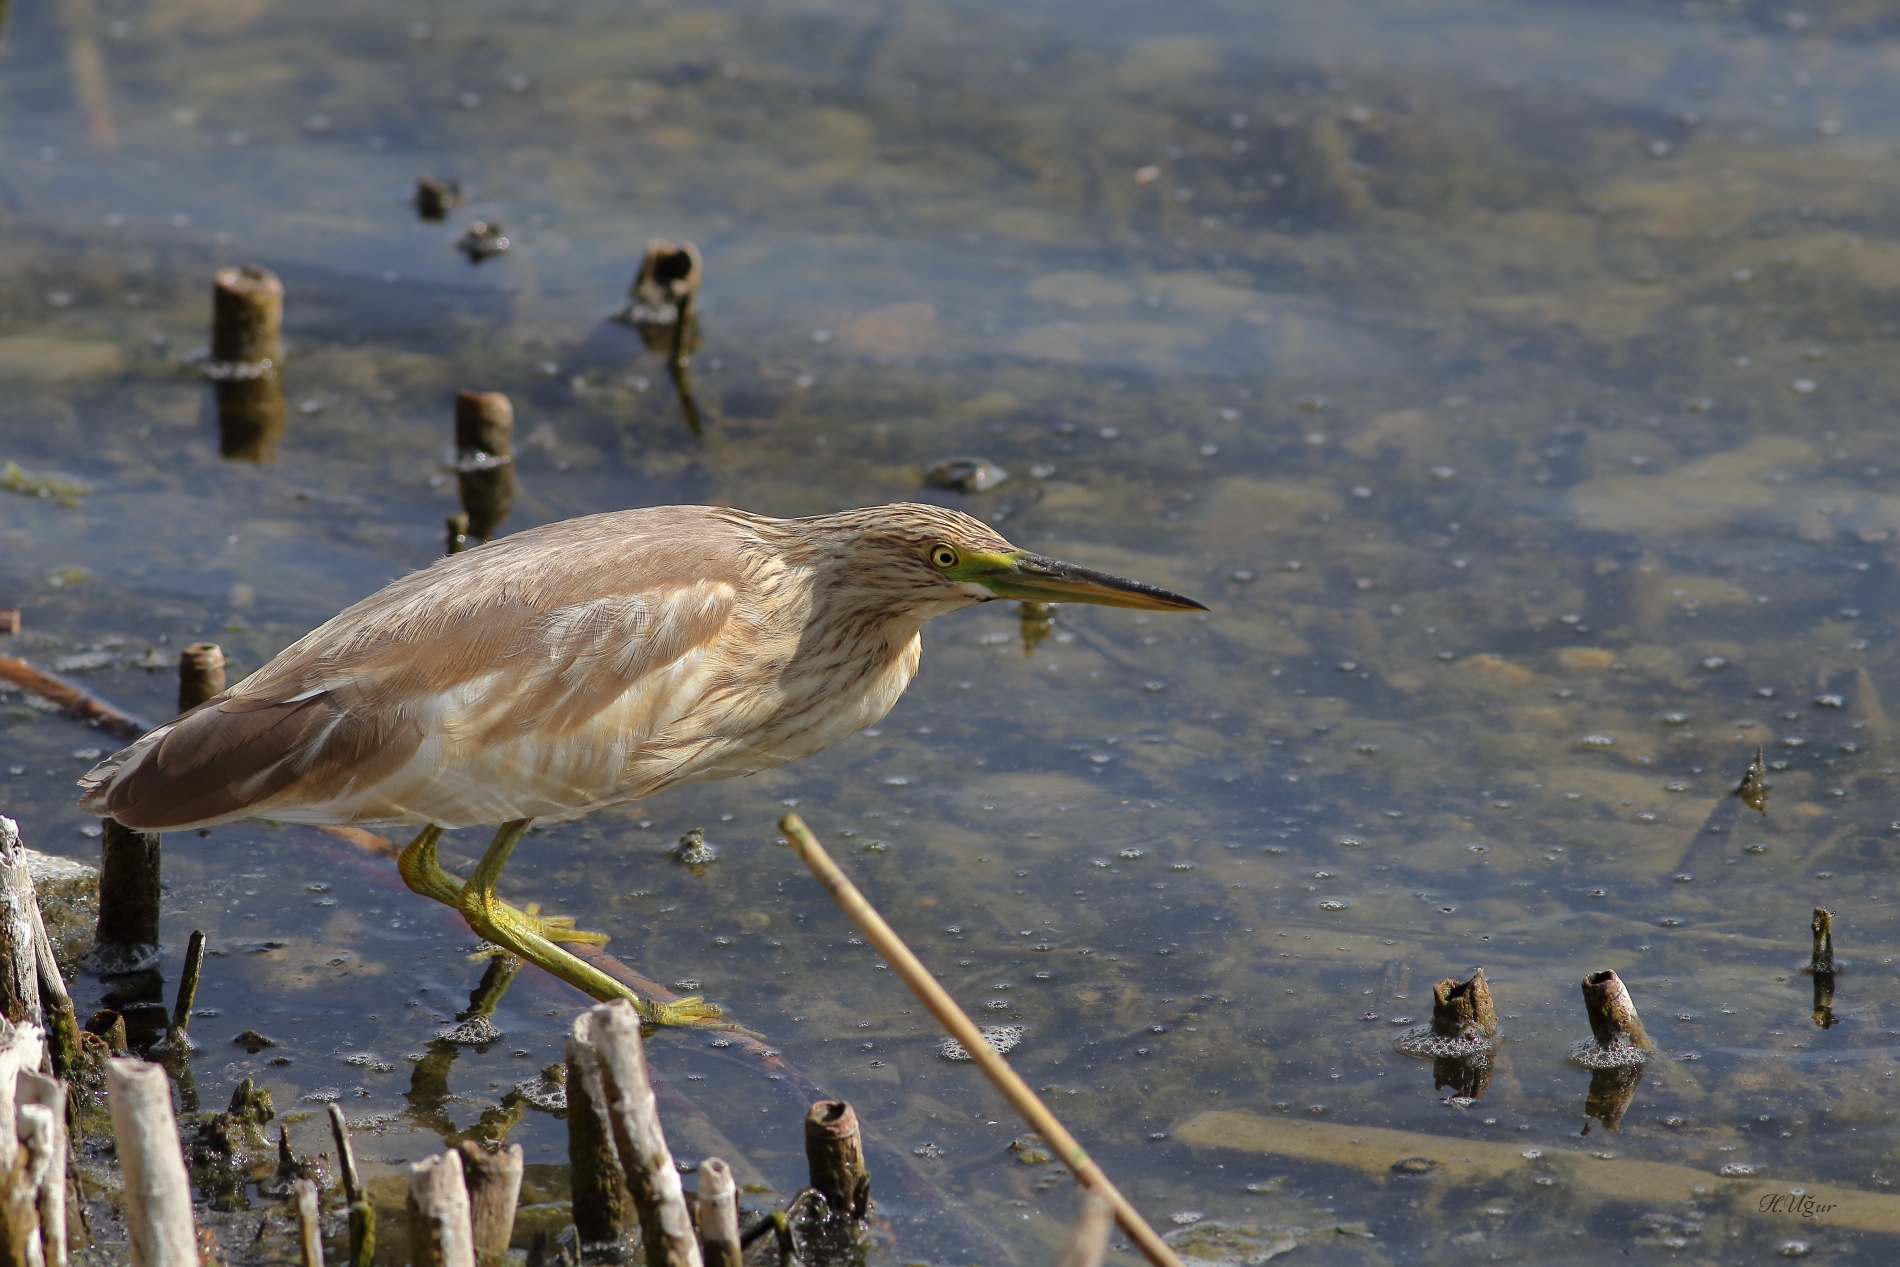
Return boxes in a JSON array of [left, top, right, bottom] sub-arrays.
[[1317, 899, 1349, 911], [1699, 656, 1728, 670], [1720, 1162, 1758, 1178], [1578, 734, 1617, 748], [1334, 835, 1365, 848], [1118, 848, 1145, 860], [1777, 1242, 1812, 1259], [1814, 694, 1844, 708], [1791, 378, 1817, 394]]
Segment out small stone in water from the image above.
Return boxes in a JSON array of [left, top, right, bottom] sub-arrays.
[[926, 457, 1008, 493]]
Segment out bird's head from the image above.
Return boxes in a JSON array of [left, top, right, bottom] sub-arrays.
[[805, 502, 1207, 618]]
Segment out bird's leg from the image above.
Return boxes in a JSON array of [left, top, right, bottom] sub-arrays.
[[456, 819, 721, 1027], [396, 824, 610, 947]]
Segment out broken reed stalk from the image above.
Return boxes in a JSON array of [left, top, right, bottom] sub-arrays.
[[1580, 969, 1651, 1053], [804, 1101, 869, 1218], [106, 1058, 199, 1267], [0, 652, 150, 739], [457, 1140, 524, 1267], [176, 644, 225, 713], [1056, 1191, 1113, 1267], [330, 1104, 374, 1267], [0, 829, 39, 1028], [168, 930, 206, 1046], [453, 391, 514, 543], [695, 1158, 741, 1267], [583, 1000, 702, 1267], [1430, 967, 1497, 1040], [1812, 908, 1835, 974], [95, 819, 162, 972], [566, 1012, 630, 1245], [292, 1180, 322, 1267], [0, 823, 77, 1079], [407, 1149, 476, 1267], [777, 814, 1184, 1267], [18, 1072, 67, 1267]]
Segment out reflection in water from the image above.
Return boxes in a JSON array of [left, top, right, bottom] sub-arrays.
[[1582, 1064, 1645, 1136], [214, 376, 288, 463]]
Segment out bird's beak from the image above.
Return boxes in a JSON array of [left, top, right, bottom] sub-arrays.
[[974, 552, 1208, 611]]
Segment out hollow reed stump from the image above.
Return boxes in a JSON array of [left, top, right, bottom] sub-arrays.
[[695, 1158, 741, 1267], [566, 1013, 629, 1245], [106, 1058, 199, 1267], [1812, 907, 1835, 973], [804, 1100, 869, 1219], [1429, 967, 1497, 1041], [211, 266, 287, 464], [454, 391, 514, 543], [1580, 969, 1651, 1053], [177, 644, 225, 712], [457, 1140, 523, 1267], [95, 819, 161, 972], [407, 1150, 475, 1267]]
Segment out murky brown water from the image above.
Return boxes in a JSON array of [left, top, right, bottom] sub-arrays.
[[9, 0, 1900, 1261]]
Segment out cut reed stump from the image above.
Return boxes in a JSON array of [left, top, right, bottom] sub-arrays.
[[694, 1158, 741, 1267], [566, 1012, 629, 1246], [1579, 970, 1651, 1055], [804, 1100, 869, 1219], [578, 999, 701, 1267], [292, 1180, 322, 1267], [453, 391, 514, 543], [107, 1057, 199, 1267], [407, 1149, 475, 1267], [457, 1140, 523, 1267], [209, 266, 288, 463], [93, 818, 162, 974], [176, 644, 225, 713]]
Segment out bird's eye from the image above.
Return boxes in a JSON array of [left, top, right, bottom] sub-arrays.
[[929, 544, 960, 570]]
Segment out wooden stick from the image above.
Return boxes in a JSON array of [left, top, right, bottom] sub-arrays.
[[292, 1180, 322, 1267], [803, 1101, 868, 1218], [176, 645, 225, 713], [94, 820, 161, 972], [565, 1012, 629, 1245], [167, 930, 206, 1046], [456, 1141, 522, 1267], [0, 653, 149, 739], [778, 814, 1183, 1267], [105, 1058, 199, 1267], [406, 1150, 474, 1267], [694, 1159, 741, 1267], [586, 1000, 702, 1267], [18, 1073, 67, 1267], [327, 1102, 375, 1267], [1056, 1191, 1112, 1267]]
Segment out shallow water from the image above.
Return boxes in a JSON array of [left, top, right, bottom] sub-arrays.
[[7, 0, 1900, 1260]]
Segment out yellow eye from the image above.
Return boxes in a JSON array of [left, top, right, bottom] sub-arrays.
[[929, 544, 960, 570]]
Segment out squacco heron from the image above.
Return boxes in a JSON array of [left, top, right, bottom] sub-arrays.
[[78, 503, 1204, 1024]]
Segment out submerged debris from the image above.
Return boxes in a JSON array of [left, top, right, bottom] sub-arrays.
[[510, 1063, 568, 1112], [1, 460, 89, 506], [457, 220, 510, 263], [926, 456, 1009, 493], [672, 827, 719, 867], [415, 175, 463, 221], [1735, 744, 1769, 813]]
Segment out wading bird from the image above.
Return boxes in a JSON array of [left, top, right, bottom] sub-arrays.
[[79, 503, 1204, 1023]]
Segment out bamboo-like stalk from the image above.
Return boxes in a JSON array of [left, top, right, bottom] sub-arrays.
[[585, 1001, 702, 1267], [167, 930, 206, 1048], [778, 814, 1183, 1267], [105, 1058, 199, 1267], [803, 1101, 868, 1217], [694, 1159, 741, 1267]]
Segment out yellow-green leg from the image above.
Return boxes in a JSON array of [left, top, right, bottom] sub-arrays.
[[396, 824, 609, 947], [454, 819, 720, 1027]]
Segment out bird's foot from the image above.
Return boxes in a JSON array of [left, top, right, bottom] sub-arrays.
[[636, 994, 723, 1027], [519, 902, 611, 948]]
